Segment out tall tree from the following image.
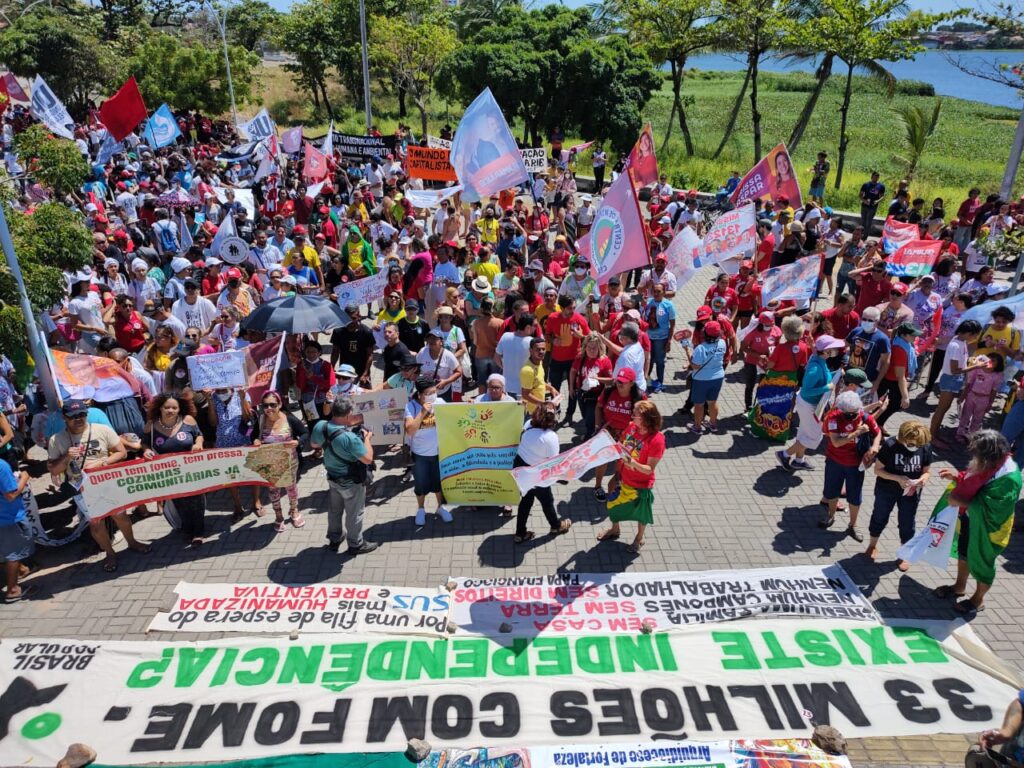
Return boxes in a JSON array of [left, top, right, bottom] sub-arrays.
[[275, 1, 336, 116], [793, 0, 952, 189], [370, 11, 457, 137], [617, 0, 721, 156], [224, 0, 281, 51], [718, 0, 795, 164], [892, 98, 942, 181]]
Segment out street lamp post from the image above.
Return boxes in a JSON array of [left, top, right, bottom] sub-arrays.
[[207, 0, 239, 128], [358, 0, 372, 132]]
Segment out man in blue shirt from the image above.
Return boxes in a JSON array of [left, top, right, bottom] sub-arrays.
[[310, 396, 378, 556], [859, 171, 886, 233], [845, 306, 892, 394], [777, 335, 845, 471], [0, 460, 32, 601]]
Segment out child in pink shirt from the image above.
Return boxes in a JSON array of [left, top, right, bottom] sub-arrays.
[[958, 354, 1004, 441]]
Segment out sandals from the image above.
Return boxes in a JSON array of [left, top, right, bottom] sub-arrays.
[[4, 585, 35, 603], [845, 527, 864, 543], [954, 598, 985, 615], [290, 512, 306, 529], [627, 539, 645, 554], [817, 516, 836, 529], [514, 531, 535, 545], [934, 584, 966, 599], [500, 506, 514, 518], [274, 520, 287, 533], [253, 504, 266, 518], [596, 528, 620, 541], [550, 519, 572, 536], [129, 543, 152, 555], [102, 559, 118, 573], [231, 506, 246, 523]]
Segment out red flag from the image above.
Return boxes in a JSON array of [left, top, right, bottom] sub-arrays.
[[2, 73, 29, 103], [0, 79, 9, 116], [99, 76, 148, 142], [886, 239, 943, 278], [578, 170, 650, 285], [302, 141, 328, 181]]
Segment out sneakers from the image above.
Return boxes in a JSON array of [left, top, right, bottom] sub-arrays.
[[594, 487, 607, 502], [347, 541, 380, 555], [437, 506, 453, 523], [791, 457, 814, 470], [649, 381, 663, 394], [415, 508, 426, 526], [324, 541, 341, 553], [776, 450, 794, 472]]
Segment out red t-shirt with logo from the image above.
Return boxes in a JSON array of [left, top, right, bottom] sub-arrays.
[[618, 422, 666, 489], [768, 339, 810, 372], [824, 409, 880, 466], [883, 343, 909, 382], [112, 311, 147, 353], [821, 307, 860, 340], [743, 325, 782, 365], [545, 312, 591, 362], [729, 274, 761, 312], [599, 388, 640, 431]]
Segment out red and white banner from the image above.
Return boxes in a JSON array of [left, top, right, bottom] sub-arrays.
[[701, 202, 757, 272], [302, 140, 328, 181], [511, 430, 622, 494], [881, 216, 919, 254], [886, 239, 944, 277]]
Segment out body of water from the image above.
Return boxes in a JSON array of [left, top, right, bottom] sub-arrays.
[[686, 49, 1022, 109]]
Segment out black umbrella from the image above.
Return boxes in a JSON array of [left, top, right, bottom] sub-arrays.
[[242, 294, 350, 334]]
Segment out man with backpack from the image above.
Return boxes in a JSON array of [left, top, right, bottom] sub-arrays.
[[310, 396, 378, 555]]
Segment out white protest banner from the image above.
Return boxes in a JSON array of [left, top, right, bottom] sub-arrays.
[[521, 147, 548, 173], [237, 108, 275, 141], [450, 565, 878, 636], [281, 125, 303, 154], [662, 225, 702, 291], [404, 185, 463, 210], [147, 581, 449, 635], [1, 619, 1016, 763], [335, 271, 388, 307], [512, 430, 622, 494], [80, 444, 297, 519], [701, 202, 757, 272], [214, 186, 256, 220], [185, 350, 247, 390], [30, 76, 75, 139], [427, 134, 452, 150], [349, 388, 408, 445]]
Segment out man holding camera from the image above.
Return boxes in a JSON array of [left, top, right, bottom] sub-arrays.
[[310, 396, 378, 555]]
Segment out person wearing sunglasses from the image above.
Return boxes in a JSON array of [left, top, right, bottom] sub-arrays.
[[252, 391, 306, 532], [850, 255, 892, 316]]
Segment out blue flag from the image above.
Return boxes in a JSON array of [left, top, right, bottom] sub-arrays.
[[143, 103, 182, 149], [450, 88, 528, 203], [96, 131, 123, 164]]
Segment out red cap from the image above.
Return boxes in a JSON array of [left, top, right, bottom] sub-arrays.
[[292, 225, 307, 236], [740, 259, 753, 269], [695, 305, 713, 321], [891, 282, 908, 296], [703, 321, 722, 337], [615, 367, 637, 383], [319, 206, 329, 214], [226, 267, 243, 279], [687, 188, 698, 198]]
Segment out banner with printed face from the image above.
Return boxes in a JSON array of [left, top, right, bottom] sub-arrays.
[[30, 75, 75, 140], [349, 388, 408, 446], [50, 350, 138, 403], [731, 143, 802, 209], [79, 444, 298, 519], [449, 565, 878, 637], [147, 582, 450, 635], [580, 170, 650, 285], [700, 203, 757, 271], [662, 226, 702, 291], [624, 123, 658, 190], [521, 147, 548, 173], [334, 271, 388, 308], [511, 430, 622, 495], [1, 619, 1017, 763], [760, 255, 822, 305], [185, 350, 247, 391], [881, 216, 919, 255], [436, 401, 521, 504], [244, 334, 284, 403], [450, 87, 529, 203], [406, 145, 458, 182], [886, 239, 943, 278]]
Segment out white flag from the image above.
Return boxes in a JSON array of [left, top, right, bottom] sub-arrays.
[[253, 152, 276, 183], [30, 76, 75, 140], [404, 185, 464, 209], [176, 211, 193, 255], [237, 108, 275, 141], [209, 209, 237, 257], [322, 120, 334, 157]]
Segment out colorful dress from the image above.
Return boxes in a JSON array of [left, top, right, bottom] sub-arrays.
[[213, 393, 250, 448], [607, 423, 665, 525], [261, 415, 299, 514]]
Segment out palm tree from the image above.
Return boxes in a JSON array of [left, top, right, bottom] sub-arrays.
[[892, 98, 942, 181]]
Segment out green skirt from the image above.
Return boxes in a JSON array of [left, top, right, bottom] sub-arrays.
[[607, 483, 655, 525]]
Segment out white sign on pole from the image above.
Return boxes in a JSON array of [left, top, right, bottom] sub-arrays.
[[521, 147, 548, 173]]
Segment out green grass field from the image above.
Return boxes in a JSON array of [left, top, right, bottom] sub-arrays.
[[259, 63, 1021, 212]]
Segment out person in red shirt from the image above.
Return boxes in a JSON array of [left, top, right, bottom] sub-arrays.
[[569, 332, 614, 437], [104, 295, 147, 353], [821, 390, 882, 541], [851, 258, 893, 315], [756, 220, 775, 272], [592, 367, 646, 501], [607, 307, 651, 365], [705, 273, 739, 322], [597, 399, 665, 554], [821, 294, 860, 340], [874, 321, 921, 429], [738, 311, 782, 410], [729, 260, 761, 328], [544, 295, 591, 398], [319, 208, 338, 248], [202, 258, 227, 296]]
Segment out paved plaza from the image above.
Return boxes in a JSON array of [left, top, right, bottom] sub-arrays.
[[3, 267, 1023, 767]]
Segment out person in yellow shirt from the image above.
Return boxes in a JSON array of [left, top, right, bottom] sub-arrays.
[[478, 206, 499, 245], [348, 191, 370, 226], [520, 337, 558, 414], [288, 226, 324, 289], [473, 251, 501, 284], [978, 306, 1021, 358]]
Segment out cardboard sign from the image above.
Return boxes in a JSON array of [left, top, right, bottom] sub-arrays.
[[348, 388, 408, 445], [406, 145, 458, 182], [521, 147, 548, 173], [186, 350, 247, 390]]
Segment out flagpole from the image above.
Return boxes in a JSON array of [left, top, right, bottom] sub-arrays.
[[0, 204, 59, 411], [208, 0, 238, 128], [359, 0, 372, 133]]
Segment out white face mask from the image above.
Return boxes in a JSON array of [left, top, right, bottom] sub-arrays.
[[860, 321, 876, 333], [422, 393, 437, 406], [574, 268, 587, 277], [217, 391, 233, 402], [336, 380, 353, 393]]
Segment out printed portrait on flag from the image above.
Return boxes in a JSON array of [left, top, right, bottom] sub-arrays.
[[450, 88, 528, 203], [731, 143, 802, 208], [624, 123, 658, 190]]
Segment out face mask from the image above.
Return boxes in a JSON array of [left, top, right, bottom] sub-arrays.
[[422, 393, 437, 406], [860, 321, 876, 333], [217, 391, 233, 402], [574, 268, 587, 277], [336, 380, 353, 393]]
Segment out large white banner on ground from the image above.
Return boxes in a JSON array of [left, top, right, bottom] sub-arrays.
[[0, 620, 1016, 763], [147, 582, 450, 635], [450, 566, 878, 636]]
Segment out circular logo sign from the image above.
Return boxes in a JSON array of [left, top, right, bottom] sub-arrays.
[[218, 236, 249, 265], [590, 205, 623, 276]]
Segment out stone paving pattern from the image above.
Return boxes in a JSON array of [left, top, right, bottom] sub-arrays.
[[4, 262, 1024, 767]]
